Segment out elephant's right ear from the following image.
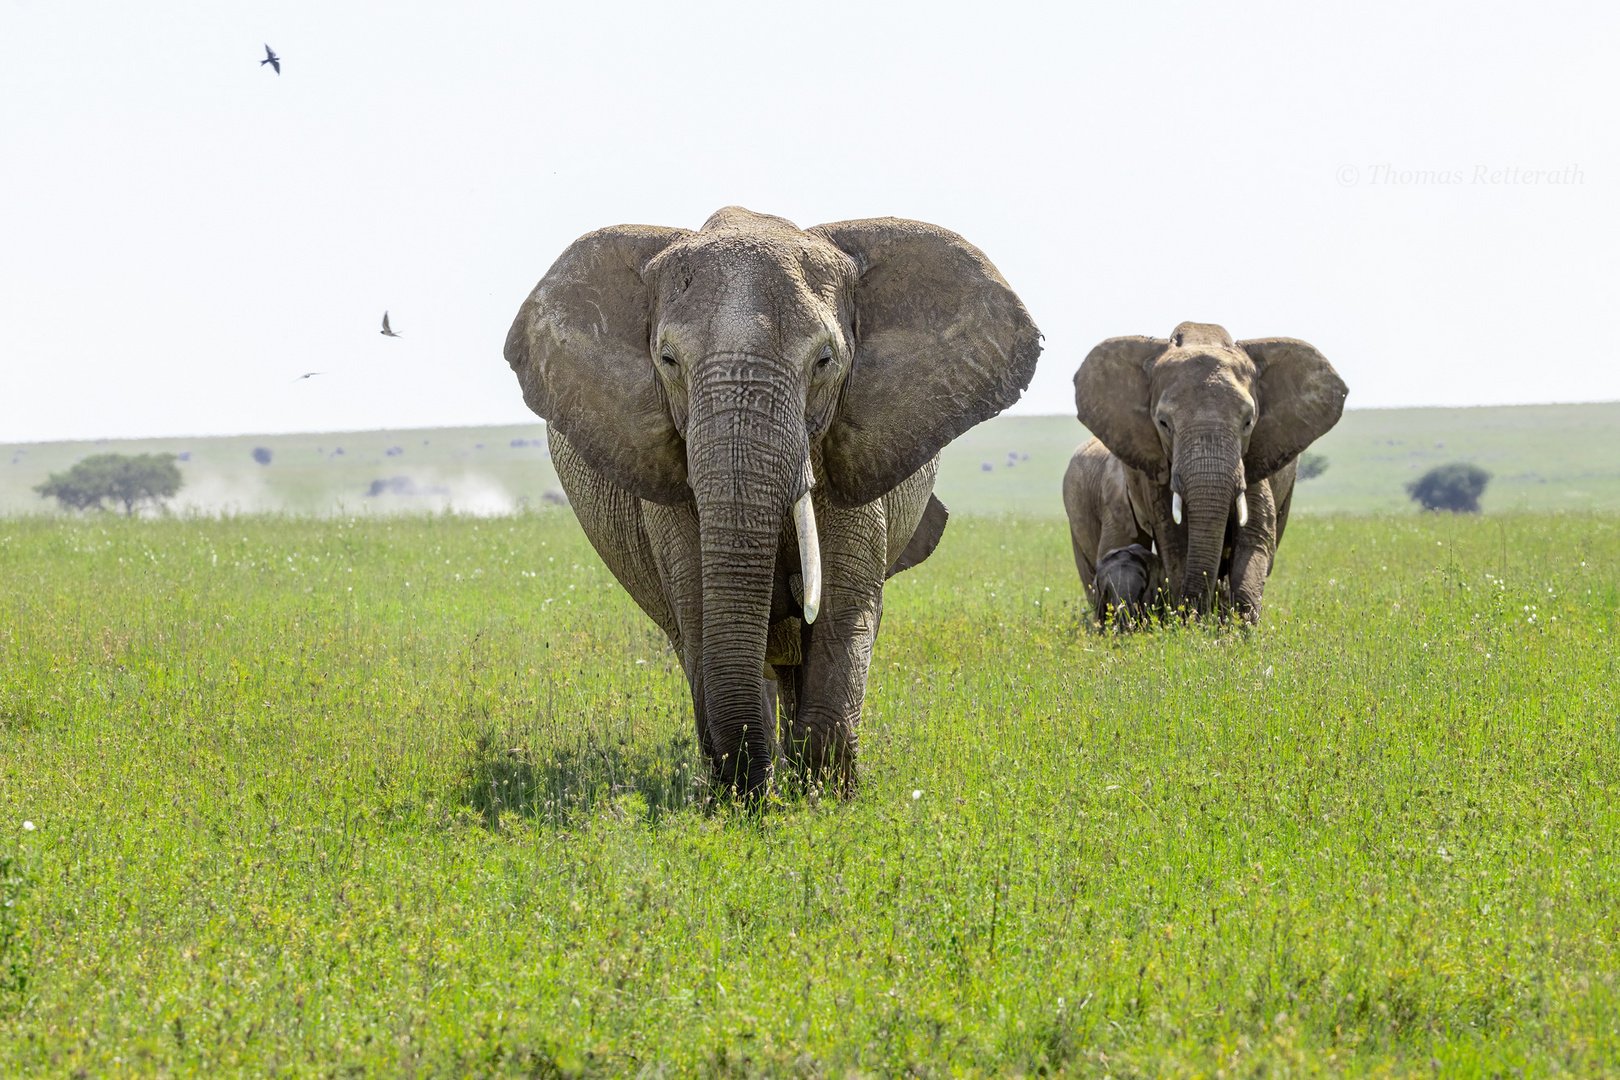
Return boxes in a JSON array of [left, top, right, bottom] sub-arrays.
[[808, 218, 1042, 509], [1237, 337, 1348, 482], [1073, 336, 1171, 480], [505, 225, 693, 505]]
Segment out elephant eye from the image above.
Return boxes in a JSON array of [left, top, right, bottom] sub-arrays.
[[815, 345, 834, 369], [659, 349, 678, 367]]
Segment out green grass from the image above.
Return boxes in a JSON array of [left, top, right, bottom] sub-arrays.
[[8, 401, 1620, 519], [2, 511, 1619, 1077]]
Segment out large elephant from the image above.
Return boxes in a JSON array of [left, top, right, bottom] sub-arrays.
[[505, 207, 1040, 797], [1070, 322, 1346, 622]]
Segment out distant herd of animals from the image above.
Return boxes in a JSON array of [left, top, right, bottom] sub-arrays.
[[504, 206, 1349, 797]]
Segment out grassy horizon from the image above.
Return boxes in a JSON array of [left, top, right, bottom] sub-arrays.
[[7, 400, 1620, 519], [2, 509, 1618, 1076]]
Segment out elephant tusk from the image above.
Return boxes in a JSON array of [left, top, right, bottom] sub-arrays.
[[1171, 491, 1182, 525], [793, 490, 822, 624], [1236, 491, 1249, 528]]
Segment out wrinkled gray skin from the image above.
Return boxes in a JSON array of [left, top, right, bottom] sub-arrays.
[[1071, 322, 1347, 622], [506, 208, 1040, 797]]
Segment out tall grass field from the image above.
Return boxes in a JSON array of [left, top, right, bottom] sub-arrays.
[[2, 509, 1618, 1076]]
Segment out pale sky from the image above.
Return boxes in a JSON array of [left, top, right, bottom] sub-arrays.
[[3, 1, 1615, 443]]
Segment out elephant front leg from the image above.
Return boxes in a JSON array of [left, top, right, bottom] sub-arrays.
[[785, 496, 887, 796], [1229, 478, 1278, 622]]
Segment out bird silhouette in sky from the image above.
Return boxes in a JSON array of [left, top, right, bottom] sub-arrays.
[[293, 372, 323, 382], [381, 311, 402, 337], [261, 45, 280, 74]]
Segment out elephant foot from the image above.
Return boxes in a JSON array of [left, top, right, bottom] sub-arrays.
[[763, 665, 849, 798], [780, 719, 858, 799], [707, 705, 776, 805], [709, 750, 773, 805]]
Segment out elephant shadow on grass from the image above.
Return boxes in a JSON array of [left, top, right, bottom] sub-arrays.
[[458, 723, 710, 828]]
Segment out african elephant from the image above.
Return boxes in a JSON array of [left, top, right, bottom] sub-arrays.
[[1071, 322, 1346, 622], [505, 207, 1040, 797], [1097, 544, 1164, 630], [1061, 437, 1165, 628]]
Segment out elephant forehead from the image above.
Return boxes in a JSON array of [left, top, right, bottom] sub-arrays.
[[651, 232, 850, 347], [1153, 348, 1258, 395], [1153, 354, 1263, 420]]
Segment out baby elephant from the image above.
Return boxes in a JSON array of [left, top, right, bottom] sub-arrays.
[[1067, 322, 1347, 624], [1095, 543, 1164, 630]]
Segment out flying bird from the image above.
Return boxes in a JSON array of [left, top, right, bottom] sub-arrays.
[[293, 372, 323, 382], [380, 311, 402, 337], [261, 44, 280, 74]]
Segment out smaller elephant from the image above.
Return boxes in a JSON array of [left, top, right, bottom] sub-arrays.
[[1095, 544, 1164, 630], [1063, 435, 1164, 627], [1069, 322, 1347, 623]]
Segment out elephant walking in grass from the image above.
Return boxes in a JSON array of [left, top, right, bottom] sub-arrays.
[[506, 208, 1040, 797], [1066, 322, 1346, 623], [1062, 438, 1167, 628]]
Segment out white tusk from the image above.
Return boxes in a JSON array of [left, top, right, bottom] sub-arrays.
[[793, 491, 822, 624], [1171, 491, 1182, 525], [1236, 491, 1249, 528]]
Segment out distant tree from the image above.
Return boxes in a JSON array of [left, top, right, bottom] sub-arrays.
[[251, 447, 273, 465], [1407, 462, 1491, 513], [1296, 452, 1330, 481], [34, 453, 183, 517]]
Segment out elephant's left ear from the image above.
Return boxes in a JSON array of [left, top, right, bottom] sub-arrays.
[[1239, 338, 1349, 482], [809, 218, 1042, 508]]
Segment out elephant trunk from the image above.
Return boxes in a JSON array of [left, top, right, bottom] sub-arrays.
[[686, 360, 810, 798], [1173, 427, 1244, 614]]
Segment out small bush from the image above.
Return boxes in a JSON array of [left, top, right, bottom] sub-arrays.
[[1297, 451, 1330, 481], [1407, 461, 1491, 513], [251, 447, 273, 465]]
